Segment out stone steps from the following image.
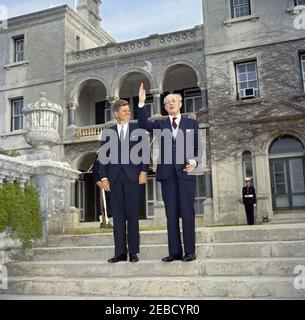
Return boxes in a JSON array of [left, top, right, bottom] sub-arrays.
[[46, 230, 207, 247], [5, 275, 304, 299], [6, 257, 305, 278], [16, 240, 305, 261], [4, 223, 305, 299], [211, 224, 305, 243], [46, 223, 305, 247]]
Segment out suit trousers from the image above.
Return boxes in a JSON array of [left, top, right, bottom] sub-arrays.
[[161, 171, 196, 256], [110, 170, 140, 255]]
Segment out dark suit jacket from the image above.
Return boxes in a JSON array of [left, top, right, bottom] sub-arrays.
[[99, 122, 149, 185], [137, 107, 200, 181]]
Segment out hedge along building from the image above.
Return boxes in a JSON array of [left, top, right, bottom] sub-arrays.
[[0, 1, 209, 225]]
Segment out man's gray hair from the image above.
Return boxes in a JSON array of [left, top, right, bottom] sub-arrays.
[[163, 93, 183, 105]]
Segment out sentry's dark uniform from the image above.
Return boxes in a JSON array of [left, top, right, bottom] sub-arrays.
[[242, 186, 256, 225]]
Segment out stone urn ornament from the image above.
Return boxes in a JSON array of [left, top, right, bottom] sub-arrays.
[[23, 92, 63, 152]]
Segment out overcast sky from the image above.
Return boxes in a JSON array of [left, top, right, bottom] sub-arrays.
[[1, 0, 203, 42]]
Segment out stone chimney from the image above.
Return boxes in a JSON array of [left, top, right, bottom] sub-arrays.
[[76, 0, 102, 30]]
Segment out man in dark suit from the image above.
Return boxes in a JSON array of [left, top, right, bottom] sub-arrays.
[[98, 99, 149, 263], [242, 177, 256, 225], [137, 83, 201, 262]]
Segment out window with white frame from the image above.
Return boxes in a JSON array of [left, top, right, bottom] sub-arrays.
[[184, 89, 202, 113], [145, 176, 156, 218], [11, 98, 24, 131], [295, 0, 305, 6], [195, 175, 206, 215], [242, 151, 253, 181], [231, 0, 251, 18], [14, 36, 24, 62], [300, 54, 305, 91], [236, 61, 260, 100], [104, 103, 111, 122]]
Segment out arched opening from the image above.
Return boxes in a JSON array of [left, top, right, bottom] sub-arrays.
[[162, 64, 201, 115], [269, 136, 305, 211], [119, 72, 152, 119], [76, 79, 109, 126], [75, 152, 100, 222]]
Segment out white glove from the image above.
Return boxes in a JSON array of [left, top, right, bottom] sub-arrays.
[[254, 204, 256, 207]]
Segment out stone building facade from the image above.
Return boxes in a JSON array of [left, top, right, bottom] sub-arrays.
[[0, 0, 305, 226], [203, 0, 305, 224]]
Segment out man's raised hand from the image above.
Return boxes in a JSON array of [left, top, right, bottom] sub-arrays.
[[138, 83, 146, 105]]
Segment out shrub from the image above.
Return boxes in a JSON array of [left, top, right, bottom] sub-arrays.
[[0, 181, 42, 248], [0, 149, 21, 157]]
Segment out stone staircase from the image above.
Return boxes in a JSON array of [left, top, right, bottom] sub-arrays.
[[2, 223, 305, 299]]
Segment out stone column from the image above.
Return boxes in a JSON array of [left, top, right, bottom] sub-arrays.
[[153, 180, 166, 227], [67, 102, 78, 128], [205, 171, 212, 198], [22, 93, 80, 236], [197, 82, 208, 110], [203, 168, 214, 226], [0, 173, 7, 264], [106, 96, 119, 123], [31, 163, 79, 237], [0, 230, 14, 267], [156, 181, 163, 205], [17, 175, 30, 190], [150, 89, 163, 117], [253, 152, 273, 224]]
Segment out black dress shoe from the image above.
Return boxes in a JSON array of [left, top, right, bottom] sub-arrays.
[[108, 254, 127, 263], [182, 253, 196, 262], [161, 254, 182, 262], [129, 253, 139, 262]]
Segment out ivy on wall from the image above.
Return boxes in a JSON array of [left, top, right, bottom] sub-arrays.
[[0, 181, 42, 248]]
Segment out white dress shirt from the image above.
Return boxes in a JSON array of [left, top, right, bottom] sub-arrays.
[[138, 104, 197, 168], [169, 114, 181, 139], [101, 122, 128, 182], [117, 122, 128, 140]]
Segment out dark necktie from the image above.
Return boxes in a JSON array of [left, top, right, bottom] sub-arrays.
[[172, 117, 177, 129]]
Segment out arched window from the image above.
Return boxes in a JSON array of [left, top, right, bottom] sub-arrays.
[[242, 150, 253, 181], [163, 64, 202, 115], [269, 136, 304, 156], [269, 136, 305, 210], [119, 72, 152, 119]]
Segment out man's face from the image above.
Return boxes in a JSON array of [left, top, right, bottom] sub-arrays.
[[114, 105, 131, 124], [164, 96, 182, 116], [246, 181, 251, 186]]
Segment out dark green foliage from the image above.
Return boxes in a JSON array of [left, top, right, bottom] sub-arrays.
[[0, 181, 42, 248], [0, 149, 21, 157]]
